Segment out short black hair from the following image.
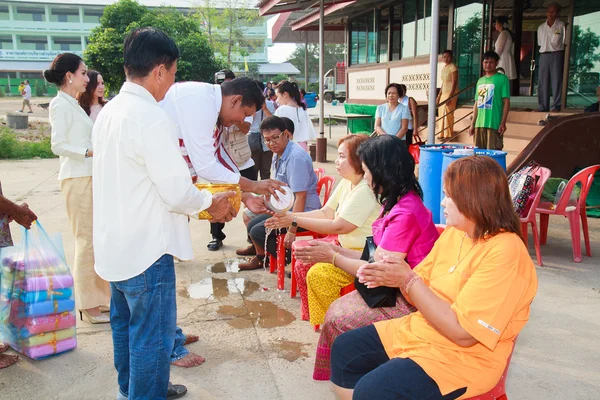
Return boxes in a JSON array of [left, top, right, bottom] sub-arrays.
[[280, 116, 295, 135], [385, 83, 404, 97], [223, 69, 235, 80], [260, 116, 286, 133], [483, 51, 500, 62], [43, 53, 82, 86], [221, 77, 265, 111], [123, 27, 179, 79], [442, 49, 453, 57]]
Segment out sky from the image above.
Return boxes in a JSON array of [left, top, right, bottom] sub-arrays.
[[266, 15, 298, 63]]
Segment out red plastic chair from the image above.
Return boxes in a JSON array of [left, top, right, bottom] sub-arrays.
[[464, 337, 518, 400], [536, 165, 600, 263], [520, 167, 551, 266], [270, 176, 336, 290], [314, 167, 325, 181]]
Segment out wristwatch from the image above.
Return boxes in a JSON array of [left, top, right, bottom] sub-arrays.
[[291, 214, 298, 228]]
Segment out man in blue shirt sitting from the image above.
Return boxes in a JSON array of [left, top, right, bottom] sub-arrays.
[[237, 116, 321, 270]]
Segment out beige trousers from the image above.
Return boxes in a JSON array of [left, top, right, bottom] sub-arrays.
[[438, 95, 458, 139], [61, 176, 110, 310]]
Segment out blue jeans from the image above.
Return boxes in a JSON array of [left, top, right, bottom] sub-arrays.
[[170, 326, 189, 363], [110, 254, 177, 400]]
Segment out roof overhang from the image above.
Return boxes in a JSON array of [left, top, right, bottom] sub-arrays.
[[270, 11, 346, 44], [258, 0, 352, 17], [290, 1, 354, 31]]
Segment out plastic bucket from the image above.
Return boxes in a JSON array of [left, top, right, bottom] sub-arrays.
[[418, 145, 472, 224], [304, 92, 317, 108], [439, 149, 508, 224]]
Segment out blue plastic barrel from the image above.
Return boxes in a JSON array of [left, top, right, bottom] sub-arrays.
[[439, 149, 507, 224], [418, 145, 469, 224], [304, 92, 317, 108]]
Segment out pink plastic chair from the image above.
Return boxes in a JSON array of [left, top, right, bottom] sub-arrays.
[[536, 165, 600, 263], [520, 167, 551, 266], [314, 168, 325, 181]]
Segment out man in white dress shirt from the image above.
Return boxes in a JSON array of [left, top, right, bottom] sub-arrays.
[[537, 2, 565, 112], [92, 27, 235, 400]]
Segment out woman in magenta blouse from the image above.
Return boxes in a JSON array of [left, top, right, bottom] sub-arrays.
[[296, 135, 439, 381]]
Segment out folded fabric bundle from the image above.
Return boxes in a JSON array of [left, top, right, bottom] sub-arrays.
[[18, 288, 73, 303], [13, 336, 77, 360], [4, 256, 67, 271], [12, 327, 76, 348], [9, 312, 76, 335], [16, 275, 74, 292], [12, 299, 75, 318]]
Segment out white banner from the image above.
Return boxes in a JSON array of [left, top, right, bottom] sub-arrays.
[[0, 49, 83, 60]]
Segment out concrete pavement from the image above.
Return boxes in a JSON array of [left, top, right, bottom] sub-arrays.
[[0, 127, 599, 399]]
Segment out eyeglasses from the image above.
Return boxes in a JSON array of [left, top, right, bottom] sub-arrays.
[[263, 133, 284, 144]]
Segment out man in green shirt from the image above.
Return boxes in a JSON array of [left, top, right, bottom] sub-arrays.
[[469, 51, 510, 150]]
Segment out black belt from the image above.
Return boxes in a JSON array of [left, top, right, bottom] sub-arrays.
[[540, 50, 564, 54]]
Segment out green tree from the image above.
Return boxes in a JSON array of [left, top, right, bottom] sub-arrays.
[[34, 80, 47, 96], [84, 0, 224, 93], [286, 44, 346, 88], [0, 85, 5, 98], [569, 25, 600, 93], [194, 0, 263, 65]]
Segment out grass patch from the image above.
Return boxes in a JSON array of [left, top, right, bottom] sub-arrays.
[[0, 127, 56, 159]]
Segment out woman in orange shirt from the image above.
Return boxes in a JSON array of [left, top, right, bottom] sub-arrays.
[[330, 156, 538, 399]]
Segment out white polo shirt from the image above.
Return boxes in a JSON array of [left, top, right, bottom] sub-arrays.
[[92, 82, 212, 282], [537, 19, 565, 53]]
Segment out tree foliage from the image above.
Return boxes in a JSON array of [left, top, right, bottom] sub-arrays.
[[569, 25, 600, 93], [194, 0, 263, 65], [84, 0, 225, 93], [286, 44, 346, 87]]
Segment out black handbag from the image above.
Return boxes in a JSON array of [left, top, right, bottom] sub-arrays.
[[354, 237, 399, 308]]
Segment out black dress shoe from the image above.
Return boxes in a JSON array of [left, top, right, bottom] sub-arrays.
[[167, 383, 188, 399], [207, 238, 223, 251]]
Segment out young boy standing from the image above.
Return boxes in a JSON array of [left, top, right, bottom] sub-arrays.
[[469, 51, 510, 150]]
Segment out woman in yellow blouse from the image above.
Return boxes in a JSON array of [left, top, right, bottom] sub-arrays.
[[265, 134, 380, 325], [45, 53, 110, 324], [437, 50, 459, 139], [330, 156, 538, 399]]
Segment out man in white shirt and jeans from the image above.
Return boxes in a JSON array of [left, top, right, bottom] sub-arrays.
[[18, 80, 33, 113], [537, 2, 565, 112], [92, 27, 235, 400]]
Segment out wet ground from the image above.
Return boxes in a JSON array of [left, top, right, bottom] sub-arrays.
[[1, 137, 600, 398]]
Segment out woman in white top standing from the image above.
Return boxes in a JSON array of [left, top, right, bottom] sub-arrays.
[[274, 80, 316, 151], [77, 70, 107, 122], [399, 84, 419, 145], [494, 16, 517, 81], [44, 53, 110, 324]]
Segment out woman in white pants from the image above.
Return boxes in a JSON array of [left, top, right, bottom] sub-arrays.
[[45, 53, 110, 324]]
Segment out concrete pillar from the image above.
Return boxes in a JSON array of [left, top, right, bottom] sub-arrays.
[[45, 5, 50, 22], [12, 34, 17, 50], [47, 35, 52, 51], [316, 0, 327, 163], [304, 32, 309, 90], [8, 3, 14, 20], [427, 0, 440, 144], [81, 36, 86, 51], [79, 6, 84, 23]]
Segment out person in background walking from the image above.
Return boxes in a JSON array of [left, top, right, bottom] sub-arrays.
[[44, 53, 111, 324], [495, 17, 517, 82], [469, 51, 510, 150], [537, 2, 565, 112], [77, 70, 107, 122], [18, 80, 33, 113], [436, 51, 459, 139]]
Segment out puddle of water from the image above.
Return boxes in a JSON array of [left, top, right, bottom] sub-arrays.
[[183, 278, 260, 299], [271, 340, 309, 362], [206, 260, 241, 273], [217, 300, 295, 329]]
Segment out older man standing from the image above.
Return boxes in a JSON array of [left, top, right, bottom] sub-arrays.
[[93, 27, 236, 400], [537, 2, 565, 112]]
